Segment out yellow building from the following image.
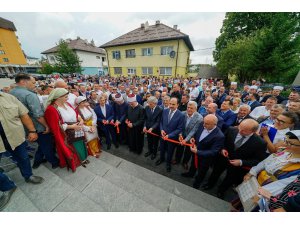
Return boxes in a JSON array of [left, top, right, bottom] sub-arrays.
[[100, 21, 194, 77], [0, 17, 27, 74]]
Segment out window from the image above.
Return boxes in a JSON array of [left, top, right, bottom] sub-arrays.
[[96, 56, 100, 59], [125, 49, 135, 58], [112, 51, 121, 59], [0, 50, 5, 55], [3, 58, 9, 62], [142, 48, 153, 56], [142, 67, 153, 75], [102, 57, 106, 62], [49, 56, 55, 62], [160, 46, 173, 55], [114, 67, 122, 74], [127, 67, 136, 75], [159, 67, 172, 75]]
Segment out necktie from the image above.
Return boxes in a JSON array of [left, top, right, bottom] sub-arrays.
[[235, 136, 246, 150], [151, 108, 154, 114], [168, 110, 174, 123]]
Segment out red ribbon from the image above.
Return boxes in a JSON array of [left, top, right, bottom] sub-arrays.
[[109, 121, 120, 134], [145, 130, 198, 169]]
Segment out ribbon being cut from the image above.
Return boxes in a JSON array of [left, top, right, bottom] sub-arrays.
[[102, 120, 120, 134]]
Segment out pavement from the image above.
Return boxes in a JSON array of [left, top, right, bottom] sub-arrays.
[[0, 140, 232, 212]]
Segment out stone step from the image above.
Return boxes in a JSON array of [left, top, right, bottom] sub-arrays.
[[97, 151, 230, 211]]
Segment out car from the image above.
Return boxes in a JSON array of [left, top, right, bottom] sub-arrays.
[[0, 72, 8, 78], [30, 73, 47, 80]]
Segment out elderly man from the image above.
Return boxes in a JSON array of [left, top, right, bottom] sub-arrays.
[[125, 94, 145, 154], [198, 96, 214, 116], [143, 96, 163, 160], [233, 104, 252, 126], [249, 96, 277, 121], [88, 90, 99, 109], [203, 119, 267, 199], [205, 103, 224, 129], [156, 97, 185, 172], [181, 114, 224, 189], [161, 95, 170, 109], [0, 91, 44, 210], [10, 74, 59, 169], [259, 104, 285, 126], [174, 101, 203, 168]]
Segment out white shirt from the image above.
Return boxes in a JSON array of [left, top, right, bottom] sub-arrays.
[[199, 126, 216, 142], [67, 93, 77, 108], [273, 128, 290, 145], [189, 87, 199, 100], [249, 106, 270, 120], [100, 105, 106, 117]]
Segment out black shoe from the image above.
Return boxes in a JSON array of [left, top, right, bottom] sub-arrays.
[[0, 187, 17, 211], [151, 154, 156, 160], [193, 181, 201, 189], [166, 165, 171, 172], [144, 152, 151, 157], [202, 183, 214, 190], [155, 159, 164, 166], [32, 161, 41, 169], [181, 172, 194, 178], [52, 164, 59, 169], [107, 144, 111, 150], [216, 191, 225, 199], [25, 175, 44, 184], [114, 143, 119, 149]]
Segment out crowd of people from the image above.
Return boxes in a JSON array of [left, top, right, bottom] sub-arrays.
[[1, 73, 300, 212]]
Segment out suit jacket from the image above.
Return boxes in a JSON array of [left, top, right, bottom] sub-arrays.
[[94, 104, 115, 126], [224, 127, 267, 167], [233, 114, 253, 126], [160, 109, 184, 140], [216, 109, 237, 130], [144, 106, 163, 133], [217, 93, 227, 107], [194, 125, 225, 158], [113, 102, 128, 123], [249, 101, 261, 111], [182, 111, 203, 141]]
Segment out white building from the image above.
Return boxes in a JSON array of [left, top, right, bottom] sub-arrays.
[[41, 37, 108, 75]]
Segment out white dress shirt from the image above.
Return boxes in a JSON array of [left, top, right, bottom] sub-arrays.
[[249, 106, 270, 120], [199, 126, 216, 142], [100, 105, 106, 117]]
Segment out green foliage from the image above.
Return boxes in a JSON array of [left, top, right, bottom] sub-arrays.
[[54, 39, 82, 74], [214, 13, 300, 84], [39, 63, 55, 74]]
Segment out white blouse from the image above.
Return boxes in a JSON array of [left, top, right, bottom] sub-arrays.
[[57, 104, 77, 131]]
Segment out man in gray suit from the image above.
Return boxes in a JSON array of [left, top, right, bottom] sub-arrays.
[[174, 101, 203, 168]]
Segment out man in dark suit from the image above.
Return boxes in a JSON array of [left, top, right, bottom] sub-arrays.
[[216, 87, 227, 108], [233, 104, 252, 126], [182, 114, 225, 189], [205, 103, 224, 129], [143, 96, 163, 160], [203, 119, 267, 199], [156, 97, 185, 172], [94, 96, 117, 150], [175, 101, 203, 167], [216, 100, 237, 131], [246, 93, 261, 111]]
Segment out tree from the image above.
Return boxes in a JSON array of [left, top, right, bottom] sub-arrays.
[[214, 13, 300, 84], [55, 39, 82, 74], [39, 62, 55, 74]]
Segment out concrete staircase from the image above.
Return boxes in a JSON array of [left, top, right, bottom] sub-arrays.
[[2, 151, 230, 212]]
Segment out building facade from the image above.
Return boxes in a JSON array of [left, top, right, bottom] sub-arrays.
[[42, 37, 108, 76], [0, 17, 27, 74], [100, 21, 194, 77]]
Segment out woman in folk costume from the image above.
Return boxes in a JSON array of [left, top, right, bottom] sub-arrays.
[[44, 88, 89, 172], [75, 96, 101, 158]]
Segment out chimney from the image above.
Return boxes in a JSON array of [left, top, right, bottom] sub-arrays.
[[155, 20, 160, 26], [144, 21, 149, 31], [173, 25, 178, 30], [141, 23, 145, 29]]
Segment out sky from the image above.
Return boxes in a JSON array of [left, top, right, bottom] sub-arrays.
[[1, 12, 226, 65]]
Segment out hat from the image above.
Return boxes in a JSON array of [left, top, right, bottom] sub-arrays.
[[46, 88, 68, 107], [273, 86, 284, 91], [114, 93, 123, 102], [231, 82, 237, 85], [127, 94, 136, 103], [286, 130, 300, 141], [250, 85, 258, 90], [75, 96, 87, 106]]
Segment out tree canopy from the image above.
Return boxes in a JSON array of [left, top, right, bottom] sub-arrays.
[[214, 13, 300, 84]]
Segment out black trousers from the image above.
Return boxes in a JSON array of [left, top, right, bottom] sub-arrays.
[[147, 133, 159, 156]]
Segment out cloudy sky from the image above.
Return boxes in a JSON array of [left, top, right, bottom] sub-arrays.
[[1, 12, 225, 64]]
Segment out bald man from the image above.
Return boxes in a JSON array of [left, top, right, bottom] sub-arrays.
[[181, 115, 225, 189], [54, 80, 77, 107], [203, 119, 267, 199]]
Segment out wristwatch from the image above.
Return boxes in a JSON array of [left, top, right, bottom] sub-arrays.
[[28, 130, 37, 133]]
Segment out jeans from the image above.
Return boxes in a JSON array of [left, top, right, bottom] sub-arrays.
[[0, 172, 16, 192]]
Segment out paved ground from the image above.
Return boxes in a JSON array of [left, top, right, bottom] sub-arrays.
[[0, 78, 14, 89]]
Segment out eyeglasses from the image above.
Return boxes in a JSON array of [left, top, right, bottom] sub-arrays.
[[284, 138, 300, 147], [275, 118, 291, 125]]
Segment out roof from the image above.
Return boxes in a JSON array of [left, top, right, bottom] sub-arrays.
[[41, 38, 106, 55], [0, 17, 17, 31], [100, 22, 194, 51]]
